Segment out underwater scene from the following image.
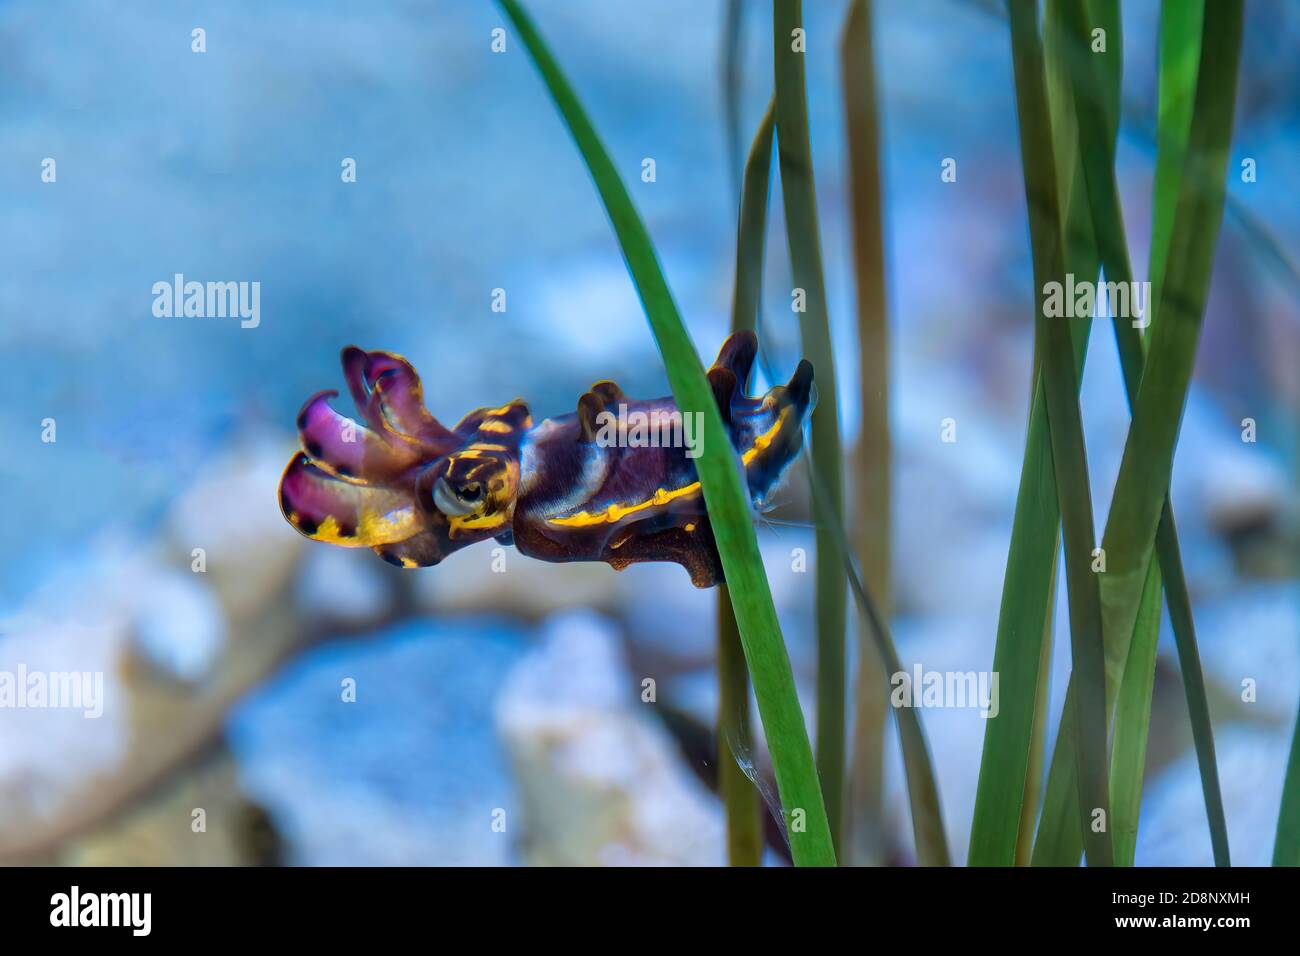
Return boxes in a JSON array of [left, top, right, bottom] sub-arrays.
[[0, 0, 1297, 871]]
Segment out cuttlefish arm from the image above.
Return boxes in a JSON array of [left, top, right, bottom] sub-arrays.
[[278, 346, 529, 568]]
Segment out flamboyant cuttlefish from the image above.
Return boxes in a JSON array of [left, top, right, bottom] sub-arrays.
[[277, 331, 813, 587]]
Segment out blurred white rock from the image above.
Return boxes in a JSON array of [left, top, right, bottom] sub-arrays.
[[413, 542, 621, 619], [228, 617, 528, 866], [165, 433, 303, 619], [1199, 452, 1289, 536], [127, 566, 228, 684], [891, 395, 1018, 620], [495, 610, 725, 865], [415, 521, 815, 672], [619, 528, 816, 667], [0, 607, 130, 842], [1168, 390, 1286, 590], [1189, 583, 1300, 723], [1137, 725, 1293, 866], [616, 561, 716, 662], [879, 614, 1003, 866], [0, 434, 300, 855], [296, 545, 390, 624]]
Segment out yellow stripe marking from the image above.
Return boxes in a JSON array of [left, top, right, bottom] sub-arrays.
[[449, 510, 509, 538], [453, 445, 509, 460], [741, 414, 786, 466], [304, 508, 417, 547], [547, 481, 701, 528], [546, 411, 790, 529]]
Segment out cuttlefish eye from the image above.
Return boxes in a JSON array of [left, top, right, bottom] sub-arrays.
[[432, 476, 483, 516], [422, 448, 520, 527]]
